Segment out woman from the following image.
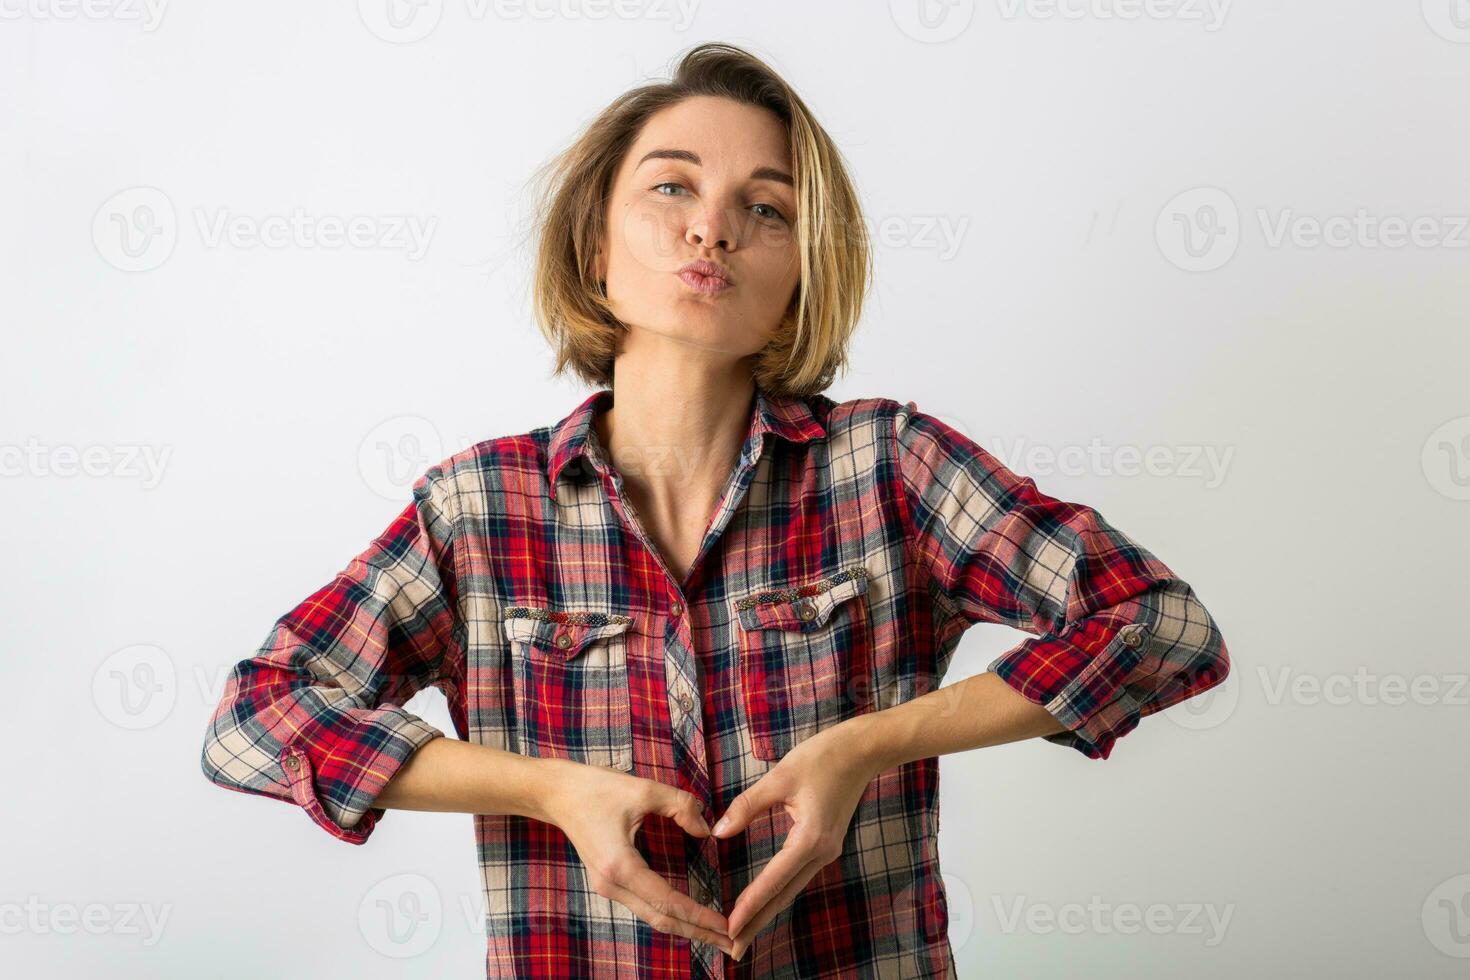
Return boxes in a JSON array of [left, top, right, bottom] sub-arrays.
[[201, 42, 1230, 978]]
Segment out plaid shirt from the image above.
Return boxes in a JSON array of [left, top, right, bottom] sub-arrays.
[[201, 386, 1230, 979]]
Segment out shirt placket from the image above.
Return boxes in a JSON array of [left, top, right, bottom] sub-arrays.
[[590, 433, 768, 980]]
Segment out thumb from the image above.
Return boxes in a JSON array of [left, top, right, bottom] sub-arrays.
[[653, 785, 712, 839], [711, 776, 781, 838]]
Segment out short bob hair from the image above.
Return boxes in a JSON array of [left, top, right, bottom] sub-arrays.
[[527, 42, 871, 399]]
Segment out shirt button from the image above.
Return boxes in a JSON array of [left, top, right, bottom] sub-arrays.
[[1122, 626, 1146, 649], [692, 883, 710, 904], [555, 632, 572, 649], [678, 692, 694, 715], [798, 599, 817, 621], [670, 600, 683, 617], [283, 756, 300, 772]]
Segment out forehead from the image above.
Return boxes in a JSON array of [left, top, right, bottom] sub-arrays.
[[620, 96, 791, 177]]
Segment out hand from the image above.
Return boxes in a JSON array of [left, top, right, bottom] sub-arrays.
[[538, 759, 735, 955], [709, 724, 880, 961]]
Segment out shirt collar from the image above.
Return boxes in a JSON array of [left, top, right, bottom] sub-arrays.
[[546, 385, 826, 497]]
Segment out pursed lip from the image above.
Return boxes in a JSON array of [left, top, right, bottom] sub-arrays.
[[677, 259, 735, 286]]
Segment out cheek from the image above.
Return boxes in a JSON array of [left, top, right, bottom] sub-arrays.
[[750, 216, 796, 255], [753, 243, 802, 298], [608, 201, 685, 278]]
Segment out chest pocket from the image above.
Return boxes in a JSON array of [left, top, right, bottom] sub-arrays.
[[502, 608, 635, 772], [732, 565, 874, 762]]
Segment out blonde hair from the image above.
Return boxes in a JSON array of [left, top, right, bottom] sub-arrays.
[[526, 42, 871, 398]]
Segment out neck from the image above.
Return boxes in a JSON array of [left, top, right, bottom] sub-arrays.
[[592, 348, 756, 500]]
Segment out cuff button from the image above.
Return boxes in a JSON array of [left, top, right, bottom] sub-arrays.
[[284, 755, 301, 772]]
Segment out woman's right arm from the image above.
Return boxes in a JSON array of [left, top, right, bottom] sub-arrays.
[[372, 735, 561, 818], [199, 463, 463, 845], [199, 460, 733, 952]]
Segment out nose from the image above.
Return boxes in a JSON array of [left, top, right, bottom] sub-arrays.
[[686, 202, 739, 251]]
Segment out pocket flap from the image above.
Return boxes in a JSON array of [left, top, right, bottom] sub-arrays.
[[502, 607, 633, 660], [733, 565, 870, 632]]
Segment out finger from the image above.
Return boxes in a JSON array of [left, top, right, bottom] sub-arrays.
[[607, 880, 734, 955], [619, 854, 732, 938], [726, 826, 827, 936], [729, 854, 826, 961], [711, 775, 783, 838], [596, 848, 733, 950], [651, 785, 711, 838]]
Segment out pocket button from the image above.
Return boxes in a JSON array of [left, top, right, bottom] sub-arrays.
[[798, 599, 817, 621], [555, 632, 572, 649]]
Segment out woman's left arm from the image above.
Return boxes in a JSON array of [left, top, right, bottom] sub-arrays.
[[714, 400, 1232, 957], [883, 399, 1232, 762]]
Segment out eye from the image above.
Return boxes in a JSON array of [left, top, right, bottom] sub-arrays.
[[652, 181, 687, 197], [751, 202, 787, 223]]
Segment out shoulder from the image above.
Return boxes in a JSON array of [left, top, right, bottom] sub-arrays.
[[808, 392, 915, 436], [816, 394, 1016, 497], [807, 393, 932, 453], [405, 423, 557, 517]]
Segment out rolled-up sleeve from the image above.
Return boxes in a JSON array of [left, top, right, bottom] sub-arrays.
[[891, 400, 1230, 760], [200, 463, 464, 842]]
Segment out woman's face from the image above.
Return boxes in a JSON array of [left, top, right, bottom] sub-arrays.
[[594, 95, 800, 360]]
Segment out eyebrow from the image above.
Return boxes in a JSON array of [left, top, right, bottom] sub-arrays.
[[635, 148, 793, 187]]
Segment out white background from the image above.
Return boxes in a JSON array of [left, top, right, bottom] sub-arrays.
[[4, 1, 1469, 977]]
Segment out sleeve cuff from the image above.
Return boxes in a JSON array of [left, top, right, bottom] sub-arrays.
[[990, 622, 1153, 761], [279, 715, 445, 844]]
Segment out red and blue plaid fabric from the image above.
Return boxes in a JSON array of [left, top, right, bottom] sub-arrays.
[[202, 386, 1230, 979]]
